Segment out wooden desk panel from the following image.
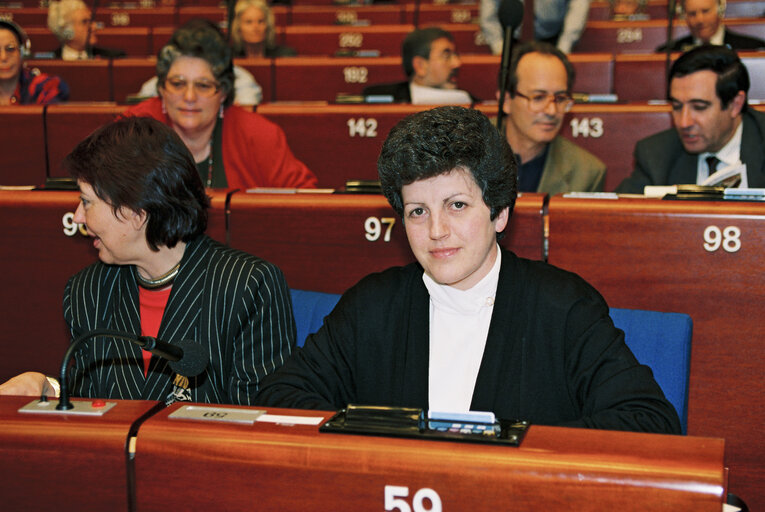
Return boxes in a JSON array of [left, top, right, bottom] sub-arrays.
[[290, 5, 405, 25], [258, 103, 420, 187], [226, 192, 544, 294], [94, 7, 178, 28], [0, 106, 47, 187], [403, 3, 481, 24], [270, 56, 405, 101], [28, 59, 112, 102], [575, 20, 691, 53], [546, 196, 765, 510], [111, 57, 158, 103], [0, 396, 160, 511], [45, 104, 125, 178], [558, 104, 673, 191], [614, 52, 765, 101], [135, 403, 725, 511], [284, 24, 414, 56]]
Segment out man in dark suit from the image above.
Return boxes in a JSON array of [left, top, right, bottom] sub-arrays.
[[617, 45, 765, 193], [257, 106, 680, 436], [657, 0, 764, 52], [0, 117, 294, 403], [362, 27, 477, 104]]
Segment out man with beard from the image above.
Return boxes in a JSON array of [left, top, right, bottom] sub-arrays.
[[363, 27, 477, 105]]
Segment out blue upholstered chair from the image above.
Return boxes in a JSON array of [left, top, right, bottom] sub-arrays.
[[610, 308, 693, 434], [289, 289, 341, 349], [288, 290, 693, 434]]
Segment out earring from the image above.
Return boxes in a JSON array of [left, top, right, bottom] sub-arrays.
[[219, 104, 224, 119], [161, 99, 166, 115]]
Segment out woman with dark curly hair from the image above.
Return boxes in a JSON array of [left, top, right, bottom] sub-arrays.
[[125, 19, 315, 189]]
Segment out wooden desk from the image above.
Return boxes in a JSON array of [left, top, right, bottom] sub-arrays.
[[0, 190, 230, 382], [0, 105, 46, 187], [614, 51, 765, 102], [0, 396, 160, 511], [546, 195, 765, 510], [25, 27, 153, 57], [29, 59, 113, 102], [135, 402, 725, 511], [226, 191, 544, 293], [289, 5, 405, 25]]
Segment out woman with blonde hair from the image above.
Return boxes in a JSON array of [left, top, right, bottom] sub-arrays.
[[230, 0, 296, 58]]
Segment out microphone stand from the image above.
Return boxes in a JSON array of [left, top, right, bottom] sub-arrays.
[[496, 25, 514, 130], [664, 0, 677, 99]]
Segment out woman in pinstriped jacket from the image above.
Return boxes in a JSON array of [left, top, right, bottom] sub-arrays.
[[0, 116, 296, 404]]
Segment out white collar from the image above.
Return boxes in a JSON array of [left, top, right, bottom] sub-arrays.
[[422, 246, 502, 315]]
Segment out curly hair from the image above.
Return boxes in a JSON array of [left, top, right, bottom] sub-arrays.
[[156, 19, 235, 107], [378, 106, 517, 237]]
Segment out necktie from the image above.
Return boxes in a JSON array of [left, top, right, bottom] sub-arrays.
[[706, 155, 720, 177]]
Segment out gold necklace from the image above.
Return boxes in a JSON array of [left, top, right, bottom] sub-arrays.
[[135, 263, 181, 290]]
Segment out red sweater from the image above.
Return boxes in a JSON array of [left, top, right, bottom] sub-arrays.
[[125, 98, 317, 189]]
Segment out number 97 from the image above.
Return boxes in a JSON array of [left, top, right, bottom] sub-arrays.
[[365, 217, 396, 242]]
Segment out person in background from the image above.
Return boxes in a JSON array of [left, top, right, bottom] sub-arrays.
[[0, 116, 295, 403], [230, 0, 296, 58], [125, 20, 316, 189], [657, 0, 765, 52], [256, 105, 681, 438], [48, 0, 126, 60], [610, 0, 648, 20], [0, 20, 68, 104], [136, 19, 262, 107], [480, 0, 592, 55], [616, 46, 765, 193], [362, 27, 476, 105], [500, 41, 605, 193]]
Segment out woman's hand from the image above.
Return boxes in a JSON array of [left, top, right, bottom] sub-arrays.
[[0, 372, 52, 397]]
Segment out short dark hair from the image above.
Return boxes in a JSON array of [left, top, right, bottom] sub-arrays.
[[669, 45, 749, 111], [504, 41, 575, 95], [156, 18, 235, 107], [401, 27, 454, 78], [64, 116, 210, 251], [378, 106, 517, 237]]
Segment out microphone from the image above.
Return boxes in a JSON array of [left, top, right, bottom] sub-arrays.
[[497, 0, 525, 129], [55, 328, 208, 410], [664, 0, 677, 97]]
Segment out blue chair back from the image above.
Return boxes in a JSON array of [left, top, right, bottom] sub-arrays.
[[288, 291, 693, 433], [610, 308, 693, 434], [289, 289, 341, 348]]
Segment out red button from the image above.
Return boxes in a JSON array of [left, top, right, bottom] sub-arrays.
[[92, 400, 106, 408]]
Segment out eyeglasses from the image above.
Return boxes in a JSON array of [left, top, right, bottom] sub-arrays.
[[164, 76, 221, 97], [514, 91, 573, 113]]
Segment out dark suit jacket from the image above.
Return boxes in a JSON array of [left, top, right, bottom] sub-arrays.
[[53, 45, 127, 59], [656, 29, 765, 52], [362, 81, 480, 104], [616, 109, 765, 193], [257, 249, 681, 434], [64, 235, 295, 405]]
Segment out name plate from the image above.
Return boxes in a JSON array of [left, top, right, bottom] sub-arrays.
[[169, 405, 266, 424]]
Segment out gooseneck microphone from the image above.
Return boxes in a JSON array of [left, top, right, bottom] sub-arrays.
[[56, 328, 208, 410], [664, 0, 677, 97], [496, 0, 525, 129]]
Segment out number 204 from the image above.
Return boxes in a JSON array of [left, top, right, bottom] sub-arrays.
[[385, 485, 442, 512]]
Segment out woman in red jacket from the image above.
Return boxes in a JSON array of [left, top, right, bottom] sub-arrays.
[[125, 20, 316, 190]]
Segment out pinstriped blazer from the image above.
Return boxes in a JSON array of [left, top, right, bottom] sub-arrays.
[[63, 235, 296, 405]]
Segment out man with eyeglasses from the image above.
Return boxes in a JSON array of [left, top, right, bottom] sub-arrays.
[[500, 41, 605, 194], [363, 27, 477, 105], [616, 45, 765, 193]]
